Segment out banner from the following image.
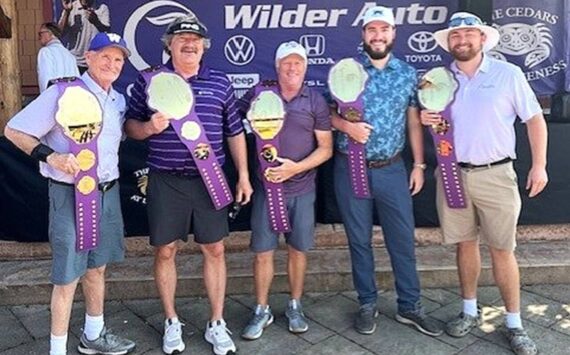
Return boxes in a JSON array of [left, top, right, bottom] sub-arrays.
[[491, 0, 569, 95], [52, 0, 458, 96]]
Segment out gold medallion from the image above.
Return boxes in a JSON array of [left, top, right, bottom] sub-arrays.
[[260, 144, 278, 163], [76, 149, 96, 171], [77, 176, 97, 195], [181, 121, 201, 141], [193, 143, 210, 160]]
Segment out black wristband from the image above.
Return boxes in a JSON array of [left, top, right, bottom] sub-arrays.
[[30, 144, 55, 163]]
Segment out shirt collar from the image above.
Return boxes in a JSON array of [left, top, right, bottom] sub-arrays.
[[46, 38, 61, 47], [81, 71, 119, 101], [451, 54, 491, 76], [165, 60, 210, 80]]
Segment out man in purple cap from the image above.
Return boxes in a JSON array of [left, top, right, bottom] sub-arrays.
[[4, 32, 135, 355], [125, 13, 252, 355], [239, 41, 332, 340], [422, 12, 547, 355], [329, 5, 442, 337]]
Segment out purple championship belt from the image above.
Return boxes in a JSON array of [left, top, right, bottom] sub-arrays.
[[328, 58, 370, 198], [418, 67, 466, 208], [247, 80, 290, 233], [143, 68, 233, 210], [54, 78, 103, 251]]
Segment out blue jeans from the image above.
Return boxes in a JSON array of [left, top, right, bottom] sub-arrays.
[[334, 154, 420, 312]]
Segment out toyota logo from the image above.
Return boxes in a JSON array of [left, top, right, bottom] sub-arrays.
[[224, 35, 256, 66], [408, 31, 437, 53]]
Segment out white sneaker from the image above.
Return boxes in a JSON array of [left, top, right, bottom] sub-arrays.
[[204, 319, 237, 355], [163, 318, 185, 354]]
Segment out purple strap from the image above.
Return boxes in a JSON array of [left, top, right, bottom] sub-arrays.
[[328, 58, 370, 198], [250, 82, 290, 232], [143, 68, 233, 210], [55, 79, 102, 251], [426, 70, 466, 209]]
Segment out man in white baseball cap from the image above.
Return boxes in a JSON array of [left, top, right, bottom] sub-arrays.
[[240, 40, 332, 340], [329, 5, 443, 338], [421, 11, 547, 355]]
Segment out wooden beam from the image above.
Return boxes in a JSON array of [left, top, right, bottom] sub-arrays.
[[0, 0, 21, 134], [0, 3, 11, 38]]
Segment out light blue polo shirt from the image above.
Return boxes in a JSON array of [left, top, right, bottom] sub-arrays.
[[450, 55, 542, 165], [335, 53, 419, 161], [7, 72, 125, 183]]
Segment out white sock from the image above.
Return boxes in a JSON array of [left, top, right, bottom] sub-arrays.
[[463, 298, 478, 317], [84, 314, 104, 341], [506, 312, 523, 329], [50, 333, 67, 355]]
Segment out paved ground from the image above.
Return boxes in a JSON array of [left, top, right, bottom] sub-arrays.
[[1, 284, 570, 354]]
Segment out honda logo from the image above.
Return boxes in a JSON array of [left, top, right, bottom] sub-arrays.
[[224, 35, 256, 66], [299, 34, 325, 57]]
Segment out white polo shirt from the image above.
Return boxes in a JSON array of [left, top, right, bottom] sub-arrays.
[[450, 55, 542, 165]]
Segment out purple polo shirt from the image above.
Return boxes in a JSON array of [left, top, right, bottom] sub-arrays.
[[240, 85, 331, 197], [126, 61, 244, 176]]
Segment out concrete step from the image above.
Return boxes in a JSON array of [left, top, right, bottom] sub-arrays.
[[1, 223, 569, 260], [1, 240, 570, 305]]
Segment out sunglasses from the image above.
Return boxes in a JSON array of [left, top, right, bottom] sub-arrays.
[[448, 16, 483, 28]]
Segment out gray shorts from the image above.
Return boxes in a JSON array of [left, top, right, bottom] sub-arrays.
[[250, 187, 316, 253], [48, 181, 125, 285], [147, 171, 229, 246]]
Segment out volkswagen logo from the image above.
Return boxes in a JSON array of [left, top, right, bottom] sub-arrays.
[[408, 31, 437, 53], [224, 35, 256, 66], [299, 34, 326, 57]]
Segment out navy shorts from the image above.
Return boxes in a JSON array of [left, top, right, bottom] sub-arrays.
[[250, 187, 316, 253], [147, 171, 229, 246], [48, 181, 125, 285]]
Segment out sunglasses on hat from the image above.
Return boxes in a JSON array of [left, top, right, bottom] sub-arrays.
[[448, 16, 483, 28]]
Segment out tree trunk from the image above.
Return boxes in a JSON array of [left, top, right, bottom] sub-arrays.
[[0, 0, 21, 135]]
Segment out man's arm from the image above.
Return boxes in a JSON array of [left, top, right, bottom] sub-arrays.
[[525, 113, 548, 197], [407, 106, 425, 195], [266, 130, 333, 183], [58, 0, 73, 31], [124, 112, 170, 140], [227, 132, 253, 204], [4, 126, 80, 175], [86, 5, 110, 32]]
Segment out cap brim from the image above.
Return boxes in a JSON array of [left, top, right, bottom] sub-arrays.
[[434, 25, 499, 52]]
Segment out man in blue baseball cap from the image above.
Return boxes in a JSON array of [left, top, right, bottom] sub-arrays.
[[4, 32, 135, 355]]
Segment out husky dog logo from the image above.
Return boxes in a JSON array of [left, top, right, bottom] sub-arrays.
[[489, 23, 552, 69]]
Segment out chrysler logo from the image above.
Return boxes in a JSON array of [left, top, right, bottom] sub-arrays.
[[224, 35, 256, 66], [299, 34, 326, 57], [407, 31, 437, 53]]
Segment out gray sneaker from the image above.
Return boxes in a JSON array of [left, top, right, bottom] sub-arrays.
[[163, 318, 185, 354], [445, 307, 482, 338], [241, 304, 274, 340], [396, 307, 443, 337], [77, 327, 136, 355], [506, 327, 538, 355], [286, 299, 308, 333], [354, 303, 379, 335]]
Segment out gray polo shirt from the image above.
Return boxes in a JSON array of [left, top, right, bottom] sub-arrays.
[[7, 72, 125, 184]]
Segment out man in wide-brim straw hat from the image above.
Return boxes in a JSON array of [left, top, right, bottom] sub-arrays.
[[422, 11, 548, 355]]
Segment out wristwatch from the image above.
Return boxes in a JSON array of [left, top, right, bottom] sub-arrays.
[[413, 163, 427, 170]]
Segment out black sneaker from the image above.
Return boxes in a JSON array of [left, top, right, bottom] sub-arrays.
[[395, 307, 444, 337], [354, 303, 379, 335]]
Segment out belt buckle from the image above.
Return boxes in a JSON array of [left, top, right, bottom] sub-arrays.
[[99, 181, 113, 192]]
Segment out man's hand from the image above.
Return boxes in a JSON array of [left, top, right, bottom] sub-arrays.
[[265, 157, 301, 183], [409, 166, 425, 196], [46, 152, 80, 176], [235, 177, 253, 205], [420, 109, 442, 126], [85, 8, 98, 24], [145, 112, 170, 135], [347, 122, 373, 144], [526, 166, 548, 198]]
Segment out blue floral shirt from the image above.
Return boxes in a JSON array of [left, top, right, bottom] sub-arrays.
[[335, 53, 418, 161]]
